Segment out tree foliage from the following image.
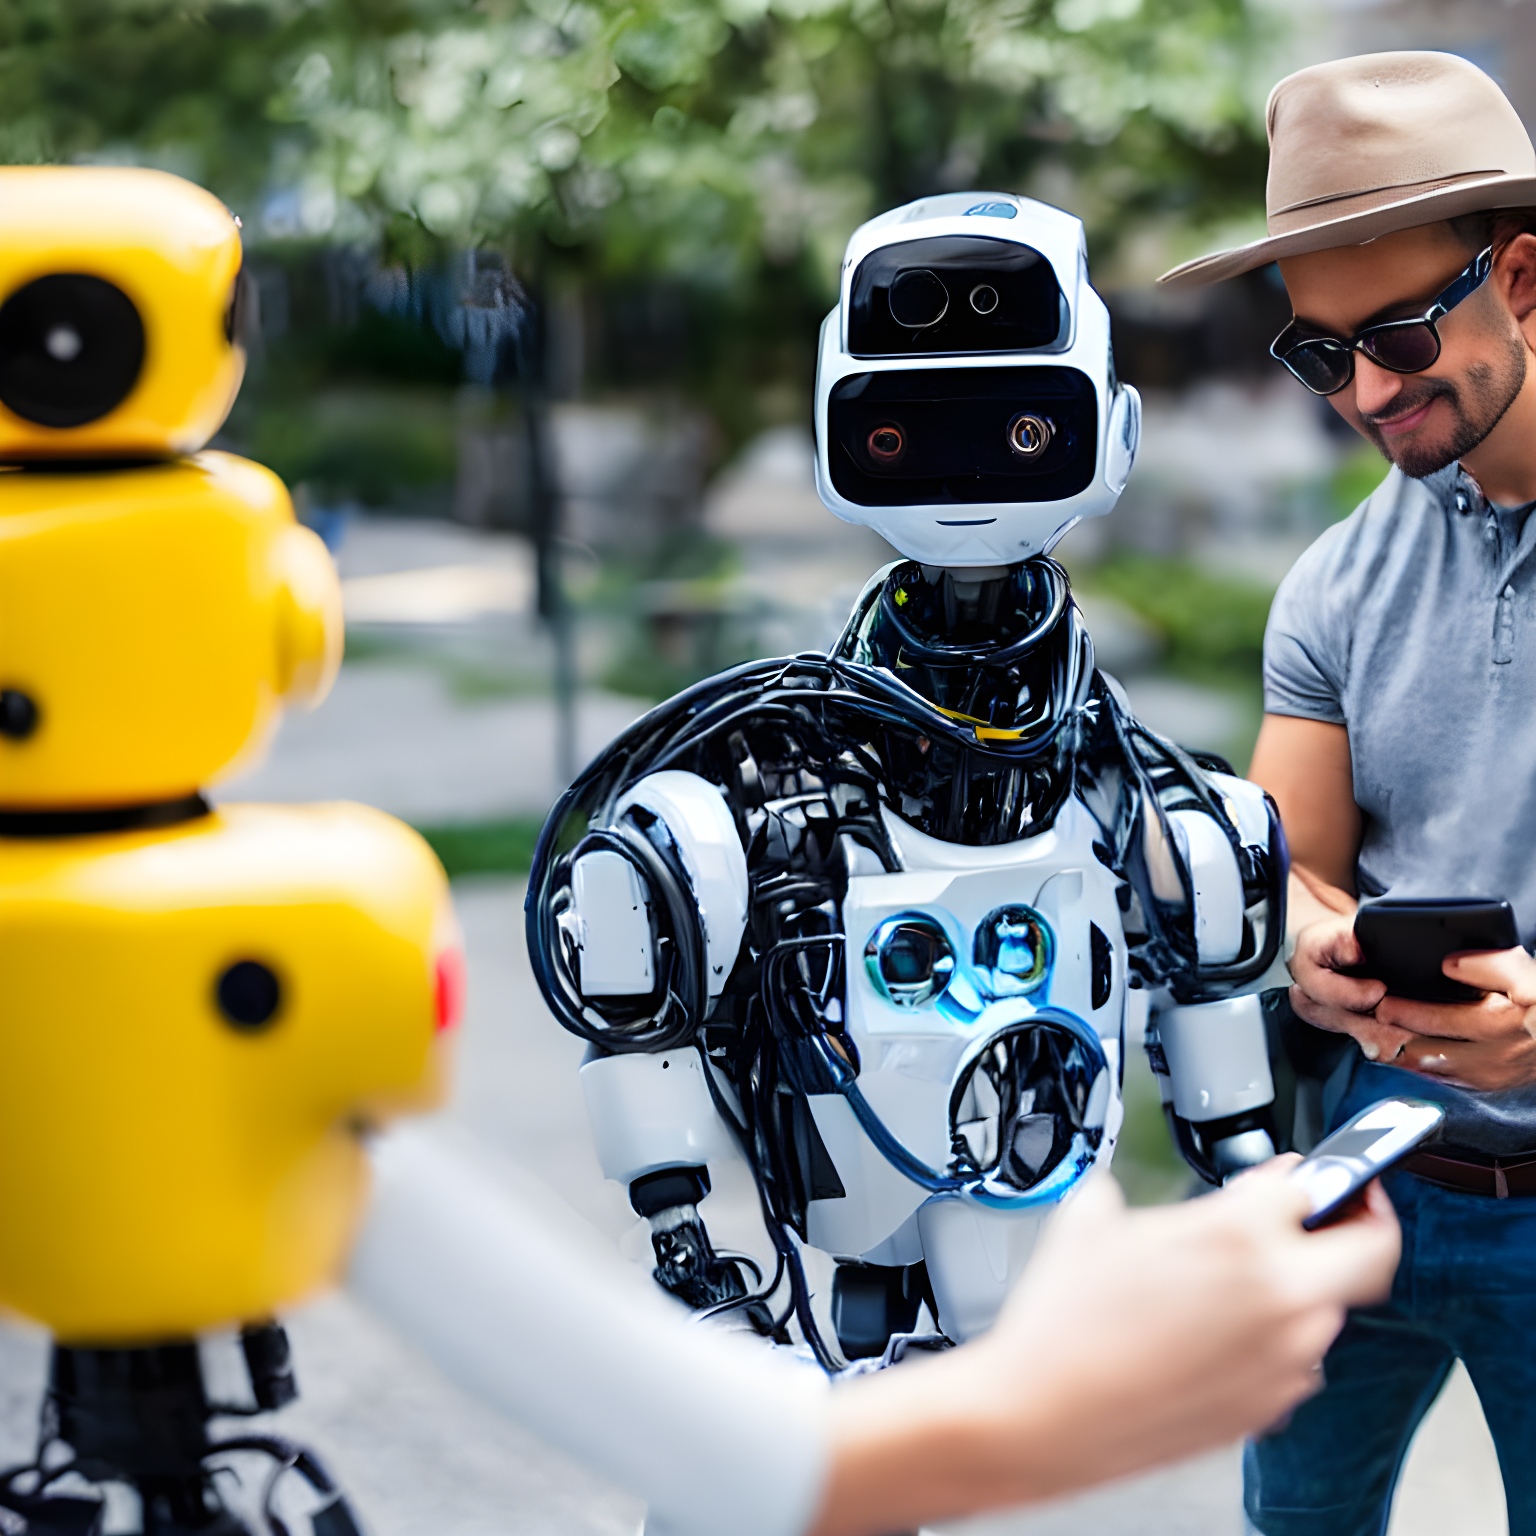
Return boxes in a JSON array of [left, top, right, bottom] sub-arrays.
[[0, 0, 1277, 293]]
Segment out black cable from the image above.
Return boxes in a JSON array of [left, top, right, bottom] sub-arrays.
[[531, 823, 705, 1053]]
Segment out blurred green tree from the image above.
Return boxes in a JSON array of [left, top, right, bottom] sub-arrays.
[[0, 0, 1275, 292]]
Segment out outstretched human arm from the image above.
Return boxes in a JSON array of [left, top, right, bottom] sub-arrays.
[[808, 1167, 1396, 1535], [351, 1127, 1397, 1536]]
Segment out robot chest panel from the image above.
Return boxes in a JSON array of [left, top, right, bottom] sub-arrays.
[[841, 795, 1126, 1050]]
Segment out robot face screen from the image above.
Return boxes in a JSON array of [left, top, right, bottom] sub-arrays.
[[827, 365, 1097, 507], [0, 274, 145, 428], [847, 236, 1065, 356]]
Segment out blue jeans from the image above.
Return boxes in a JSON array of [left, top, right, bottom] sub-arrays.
[[1245, 1098, 1536, 1532]]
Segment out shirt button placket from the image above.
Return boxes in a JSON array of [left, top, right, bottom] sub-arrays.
[[1495, 584, 1516, 664]]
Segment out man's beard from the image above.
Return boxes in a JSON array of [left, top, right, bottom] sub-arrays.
[[1361, 331, 1527, 479]]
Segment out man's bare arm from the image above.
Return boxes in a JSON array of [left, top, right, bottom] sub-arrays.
[[1247, 715, 1410, 1057], [1248, 714, 1359, 924], [1247, 715, 1536, 1086]]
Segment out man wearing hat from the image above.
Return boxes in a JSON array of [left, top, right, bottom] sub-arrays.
[[1162, 49, 1536, 1531]]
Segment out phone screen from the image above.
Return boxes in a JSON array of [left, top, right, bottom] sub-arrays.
[[1294, 1099, 1445, 1229]]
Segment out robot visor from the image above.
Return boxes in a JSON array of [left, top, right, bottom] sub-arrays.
[[828, 366, 1097, 507], [848, 235, 1066, 356]]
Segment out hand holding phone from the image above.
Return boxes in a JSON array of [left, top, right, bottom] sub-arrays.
[[1350, 898, 1519, 1003], [1292, 1097, 1444, 1229]]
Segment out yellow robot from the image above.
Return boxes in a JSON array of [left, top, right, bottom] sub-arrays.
[[0, 168, 459, 1536]]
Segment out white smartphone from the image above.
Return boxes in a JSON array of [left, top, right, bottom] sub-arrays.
[[1293, 1098, 1445, 1230]]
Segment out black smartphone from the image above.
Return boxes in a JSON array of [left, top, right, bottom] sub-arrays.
[[1350, 897, 1519, 1003], [1294, 1097, 1445, 1230]]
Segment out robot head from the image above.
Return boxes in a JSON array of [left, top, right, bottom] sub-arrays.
[[814, 193, 1140, 567], [0, 168, 248, 460]]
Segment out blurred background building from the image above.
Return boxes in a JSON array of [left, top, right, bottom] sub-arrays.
[[0, 1, 1528, 1530]]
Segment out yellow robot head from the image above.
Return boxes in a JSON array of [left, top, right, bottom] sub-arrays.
[[0, 167, 246, 460]]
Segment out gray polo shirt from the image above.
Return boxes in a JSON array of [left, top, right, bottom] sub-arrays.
[[1265, 461, 1536, 1153]]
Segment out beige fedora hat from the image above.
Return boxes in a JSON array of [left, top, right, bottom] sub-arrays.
[[1159, 51, 1536, 287]]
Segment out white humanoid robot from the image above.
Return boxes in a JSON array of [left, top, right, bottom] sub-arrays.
[[527, 194, 1287, 1367]]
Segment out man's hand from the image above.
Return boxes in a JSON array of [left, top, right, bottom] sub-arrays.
[[1372, 946, 1536, 1090], [1289, 912, 1415, 1063], [811, 1166, 1400, 1536]]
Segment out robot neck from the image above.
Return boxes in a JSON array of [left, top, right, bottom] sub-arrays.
[[912, 563, 1026, 642], [877, 558, 1069, 659]]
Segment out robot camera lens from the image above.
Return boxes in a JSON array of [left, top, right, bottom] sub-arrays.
[[888, 269, 949, 329], [866, 914, 955, 1008], [974, 906, 1052, 997], [1006, 412, 1054, 461], [216, 960, 282, 1031], [969, 284, 1000, 315], [866, 425, 905, 464], [0, 274, 145, 429]]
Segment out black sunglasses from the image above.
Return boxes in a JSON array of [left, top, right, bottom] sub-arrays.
[[1270, 246, 1494, 397]]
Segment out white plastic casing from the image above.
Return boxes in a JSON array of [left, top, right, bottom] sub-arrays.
[[1167, 809, 1245, 965], [580, 1048, 728, 1185], [1207, 771, 1274, 852], [571, 850, 656, 996], [616, 770, 750, 1001], [1157, 993, 1275, 1124], [813, 191, 1141, 567], [917, 1197, 1051, 1343], [804, 797, 1126, 1343]]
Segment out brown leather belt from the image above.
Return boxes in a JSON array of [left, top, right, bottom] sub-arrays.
[[1403, 1149, 1536, 1198]]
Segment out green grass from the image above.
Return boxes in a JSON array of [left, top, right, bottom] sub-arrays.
[[1086, 552, 1273, 691], [413, 816, 547, 878], [1113, 1049, 1198, 1207], [1331, 440, 1391, 520]]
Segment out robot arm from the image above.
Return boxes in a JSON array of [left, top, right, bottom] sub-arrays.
[[549, 770, 757, 1308], [557, 769, 749, 1015], [1141, 771, 1285, 1181]]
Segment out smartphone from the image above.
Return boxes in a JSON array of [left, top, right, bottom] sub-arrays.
[[1293, 1097, 1445, 1229], [1350, 897, 1520, 1003]]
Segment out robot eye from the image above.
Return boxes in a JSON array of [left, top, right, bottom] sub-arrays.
[[973, 906, 1053, 997], [866, 424, 905, 465], [0, 273, 145, 428], [216, 960, 282, 1032], [1006, 412, 1054, 461], [888, 269, 949, 329], [866, 914, 955, 1008]]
